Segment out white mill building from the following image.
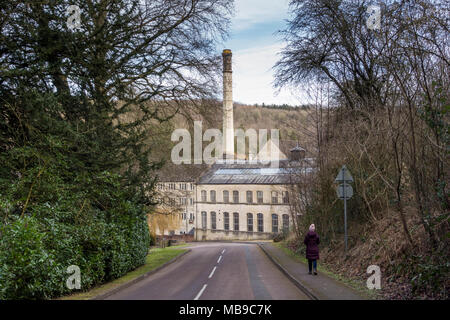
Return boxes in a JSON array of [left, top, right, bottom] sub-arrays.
[[153, 50, 313, 241]]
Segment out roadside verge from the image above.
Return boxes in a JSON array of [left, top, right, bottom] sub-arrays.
[[258, 243, 319, 300], [58, 247, 191, 300], [258, 242, 367, 300]]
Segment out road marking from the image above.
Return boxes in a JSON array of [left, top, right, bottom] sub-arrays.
[[194, 284, 207, 300], [222, 249, 226, 254], [208, 266, 217, 279], [217, 255, 222, 264]]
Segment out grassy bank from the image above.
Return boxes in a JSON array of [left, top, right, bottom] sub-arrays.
[[58, 247, 188, 300], [272, 241, 381, 300]]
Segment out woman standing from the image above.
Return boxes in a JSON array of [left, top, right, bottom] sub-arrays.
[[304, 224, 320, 275]]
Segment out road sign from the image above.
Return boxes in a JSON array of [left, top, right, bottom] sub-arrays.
[[335, 165, 353, 182], [337, 183, 353, 199], [335, 165, 353, 255]]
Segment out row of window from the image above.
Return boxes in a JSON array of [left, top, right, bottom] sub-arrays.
[[201, 212, 289, 233], [181, 212, 195, 221], [160, 197, 194, 206], [200, 190, 289, 204], [157, 183, 194, 191]]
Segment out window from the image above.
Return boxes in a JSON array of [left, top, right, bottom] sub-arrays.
[[223, 190, 229, 203], [272, 214, 279, 233], [246, 191, 253, 204], [182, 212, 186, 220], [211, 212, 216, 230], [210, 190, 216, 203], [247, 213, 253, 232], [233, 212, 239, 231], [282, 214, 289, 232], [257, 191, 263, 204], [201, 212, 207, 229], [190, 183, 194, 190], [233, 191, 239, 203], [257, 213, 264, 232], [201, 190, 207, 202], [282, 191, 289, 204], [190, 198, 193, 205], [271, 191, 278, 204], [224, 212, 230, 230], [190, 213, 194, 221]]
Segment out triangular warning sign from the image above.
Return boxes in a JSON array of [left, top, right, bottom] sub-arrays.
[[335, 165, 353, 182]]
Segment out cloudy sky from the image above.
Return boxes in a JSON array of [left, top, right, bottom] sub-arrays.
[[221, 0, 305, 106]]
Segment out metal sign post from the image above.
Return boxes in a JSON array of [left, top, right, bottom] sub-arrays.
[[335, 165, 353, 255], [343, 169, 347, 253]]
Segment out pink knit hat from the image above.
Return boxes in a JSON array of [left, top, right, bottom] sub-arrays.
[[309, 224, 315, 232]]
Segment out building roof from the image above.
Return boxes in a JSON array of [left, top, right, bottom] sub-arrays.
[[290, 145, 306, 152], [197, 159, 314, 185], [155, 140, 314, 184]]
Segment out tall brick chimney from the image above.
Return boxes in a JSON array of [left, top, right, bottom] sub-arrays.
[[222, 49, 234, 159]]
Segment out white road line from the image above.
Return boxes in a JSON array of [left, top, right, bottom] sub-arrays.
[[217, 255, 222, 264], [194, 284, 207, 300], [208, 266, 217, 279], [221, 249, 226, 254]]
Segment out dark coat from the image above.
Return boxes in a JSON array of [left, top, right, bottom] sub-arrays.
[[304, 231, 320, 260]]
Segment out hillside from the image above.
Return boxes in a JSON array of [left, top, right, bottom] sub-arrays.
[[169, 103, 314, 148]]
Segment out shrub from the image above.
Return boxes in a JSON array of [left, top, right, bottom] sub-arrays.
[[272, 233, 286, 243], [0, 210, 150, 299], [0, 217, 63, 299]]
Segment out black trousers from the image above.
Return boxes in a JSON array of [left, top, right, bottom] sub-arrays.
[[308, 259, 317, 272]]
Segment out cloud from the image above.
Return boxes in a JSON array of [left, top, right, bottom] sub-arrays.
[[222, 0, 307, 105], [231, 44, 307, 105], [232, 0, 290, 31]]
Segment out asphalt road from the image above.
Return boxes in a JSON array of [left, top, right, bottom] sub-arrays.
[[105, 242, 309, 300]]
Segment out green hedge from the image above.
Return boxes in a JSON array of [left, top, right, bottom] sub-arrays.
[[0, 211, 150, 299]]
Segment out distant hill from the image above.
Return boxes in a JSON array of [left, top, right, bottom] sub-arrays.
[[148, 101, 317, 173], [170, 102, 313, 144]]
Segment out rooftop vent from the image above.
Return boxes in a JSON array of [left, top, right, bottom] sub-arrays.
[[290, 143, 306, 161]]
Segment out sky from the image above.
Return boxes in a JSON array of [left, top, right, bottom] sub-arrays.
[[221, 0, 304, 106]]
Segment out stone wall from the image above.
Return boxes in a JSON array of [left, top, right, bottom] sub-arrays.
[[195, 228, 274, 241]]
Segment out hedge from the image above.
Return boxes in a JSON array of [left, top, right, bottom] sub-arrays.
[[0, 210, 150, 299]]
